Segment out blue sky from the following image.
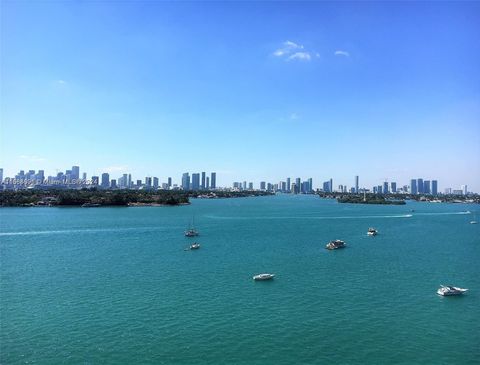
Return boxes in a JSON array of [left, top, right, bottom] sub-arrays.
[[1, 2, 479, 191]]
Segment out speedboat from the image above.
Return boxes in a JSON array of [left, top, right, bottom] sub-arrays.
[[437, 285, 468, 296], [253, 273, 275, 281], [367, 228, 378, 236], [189, 242, 201, 250], [471, 221, 478, 224], [325, 239, 346, 250]]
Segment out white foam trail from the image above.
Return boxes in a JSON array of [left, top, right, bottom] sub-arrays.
[[0, 226, 172, 237], [204, 214, 413, 220]]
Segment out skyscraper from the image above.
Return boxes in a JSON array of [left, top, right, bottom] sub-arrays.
[[206, 176, 210, 189], [153, 177, 159, 189], [308, 178, 313, 193], [192, 173, 200, 190], [423, 180, 431, 194], [355, 175, 359, 194], [128, 174, 132, 189], [0, 168, 3, 183], [168, 177, 172, 187], [286, 177, 291, 192], [182, 173, 190, 190], [201, 172, 206, 189], [417, 178, 424, 194], [383, 181, 389, 194], [295, 178, 301, 193], [391, 182, 397, 193], [72, 166, 80, 180], [410, 179, 417, 194], [432, 180, 438, 195], [260, 181, 266, 190], [461, 185, 468, 195], [101, 173, 110, 188], [210, 172, 216, 189]]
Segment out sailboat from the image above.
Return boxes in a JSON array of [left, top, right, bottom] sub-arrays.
[[185, 217, 199, 236]]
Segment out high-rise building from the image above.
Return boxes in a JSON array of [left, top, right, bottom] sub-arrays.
[[82, 172, 87, 180], [295, 178, 301, 193], [323, 181, 330, 192], [101, 173, 110, 188], [72, 166, 80, 180], [383, 182, 389, 194], [145, 177, 152, 188], [210, 172, 216, 189], [249, 182, 253, 190], [410, 179, 417, 194], [91, 176, 99, 185], [308, 178, 313, 193], [355, 175, 359, 194], [242, 181, 247, 190], [417, 178, 424, 194], [110, 179, 117, 188], [391, 182, 397, 193], [182, 173, 190, 190], [423, 180, 431, 194], [432, 180, 438, 195], [153, 177, 159, 189], [128, 174, 132, 188], [286, 177, 291, 192], [206, 176, 210, 189], [260, 181, 266, 190], [201, 172, 206, 189], [136, 179, 142, 187], [461, 185, 468, 195], [192, 173, 200, 190], [168, 177, 172, 187], [0, 168, 3, 183]]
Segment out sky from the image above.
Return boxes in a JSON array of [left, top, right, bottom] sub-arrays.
[[1, 1, 479, 191]]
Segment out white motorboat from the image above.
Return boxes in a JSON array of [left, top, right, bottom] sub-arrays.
[[437, 285, 468, 296], [253, 273, 275, 281], [325, 239, 346, 250], [189, 242, 201, 250], [367, 228, 378, 236]]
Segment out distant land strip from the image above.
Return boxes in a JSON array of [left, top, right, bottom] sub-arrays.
[[0, 189, 274, 207]]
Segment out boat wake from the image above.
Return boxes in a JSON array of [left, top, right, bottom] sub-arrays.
[[0, 226, 171, 237], [204, 214, 414, 220]]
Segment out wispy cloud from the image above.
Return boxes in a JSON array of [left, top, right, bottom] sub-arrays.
[[56, 79, 67, 85], [19, 155, 46, 162], [288, 52, 311, 61], [273, 40, 314, 61], [334, 50, 350, 57], [290, 113, 300, 120]]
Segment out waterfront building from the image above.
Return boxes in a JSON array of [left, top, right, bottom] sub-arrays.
[[182, 173, 190, 190], [136, 179, 142, 187], [295, 178, 301, 192], [423, 180, 431, 194], [323, 181, 330, 192], [432, 180, 438, 195], [453, 189, 463, 195], [461, 185, 468, 195], [145, 177, 152, 188], [249, 182, 253, 190], [128, 174, 132, 188], [201, 172, 206, 189], [72, 166, 80, 180], [281, 181, 286, 192], [260, 181, 266, 190], [391, 182, 397, 193], [206, 177, 210, 189], [286, 177, 291, 192], [417, 178, 424, 194], [308, 178, 313, 193], [153, 177, 159, 189], [0, 168, 3, 183], [168, 177, 172, 187], [410, 179, 417, 194], [101, 173, 110, 188], [192, 173, 200, 190], [377, 185, 383, 194], [82, 172, 87, 180], [91, 176, 99, 185], [383, 181, 389, 194], [355, 175, 359, 193], [243, 181, 247, 190], [211, 172, 216, 189], [267, 183, 273, 191], [110, 179, 117, 188]]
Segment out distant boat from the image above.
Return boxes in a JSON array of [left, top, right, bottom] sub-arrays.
[[189, 242, 200, 250], [437, 285, 468, 296], [470, 212, 478, 224], [185, 217, 199, 237], [326, 239, 346, 250], [367, 228, 378, 236], [253, 273, 275, 281], [81, 203, 101, 207]]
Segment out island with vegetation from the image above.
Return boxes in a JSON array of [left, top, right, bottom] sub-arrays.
[[0, 189, 274, 207], [336, 194, 406, 205]]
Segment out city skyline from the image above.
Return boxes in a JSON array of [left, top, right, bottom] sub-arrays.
[[2, 165, 475, 195], [1, 2, 479, 190]]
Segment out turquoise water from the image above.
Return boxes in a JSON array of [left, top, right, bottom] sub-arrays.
[[1, 195, 479, 364]]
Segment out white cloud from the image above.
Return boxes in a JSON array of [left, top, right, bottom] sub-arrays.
[[19, 155, 46, 162], [273, 40, 304, 57], [334, 50, 350, 57], [290, 113, 299, 120], [287, 52, 311, 61], [56, 79, 67, 85]]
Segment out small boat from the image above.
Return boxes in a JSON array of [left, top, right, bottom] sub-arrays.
[[185, 217, 199, 237], [81, 203, 101, 207], [367, 227, 378, 236], [437, 285, 468, 296], [253, 273, 275, 281], [470, 212, 478, 224], [189, 242, 200, 250], [325, 239, 346, 250]]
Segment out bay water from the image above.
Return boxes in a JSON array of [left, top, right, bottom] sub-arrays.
[[1, 195, 479, 364]]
